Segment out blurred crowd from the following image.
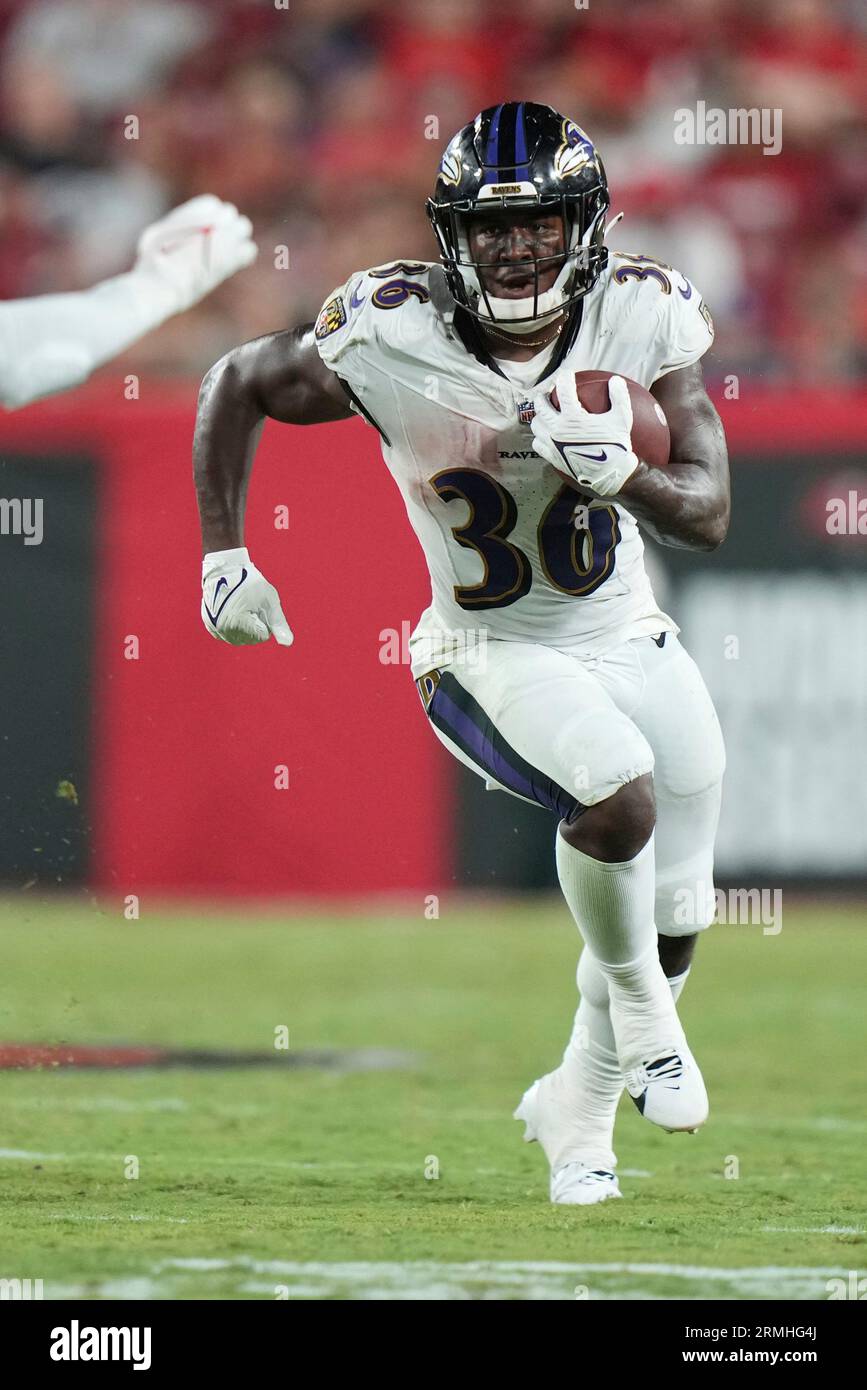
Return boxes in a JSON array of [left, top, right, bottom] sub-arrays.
[[0, 0, 866, 384]]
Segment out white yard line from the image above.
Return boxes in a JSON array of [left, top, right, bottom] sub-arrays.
[[726, 1114, 867, 1134], [48, 1214, 190, 1224], [15, 1097, 189, 1113], [48, 1258, 855, 1302], [0, 1148, 69, 1160], [762, 1225, 864, 1235], [0, 1150, 425, 1170]]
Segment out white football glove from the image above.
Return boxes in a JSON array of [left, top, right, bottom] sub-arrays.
[[531, 371, 639, 495], [201, 548, 293, 647], [135, 195, 257, 316]]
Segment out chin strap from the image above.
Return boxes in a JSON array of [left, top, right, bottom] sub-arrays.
[[483, 304, 566, 335], [451, 297, 586, 386], [536, 296, 585, 384]]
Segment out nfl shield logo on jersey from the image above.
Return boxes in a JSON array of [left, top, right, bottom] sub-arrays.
[[516, 399, 536, 424]]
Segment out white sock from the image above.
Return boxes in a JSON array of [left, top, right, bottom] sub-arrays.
[[555, 830, 658, 965], [557, 949, 622, 1170], [666, 967, 691, 1005], [556, 829, 673, 1024], [599, 938, 677, 1032], [559, 952, 693, 1169], [566, 954, 692, 1062]]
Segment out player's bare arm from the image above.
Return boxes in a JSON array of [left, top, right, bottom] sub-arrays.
[[615, 363, 730, 552], [194, 324, 351, 646], [194, 324, 351, 554]]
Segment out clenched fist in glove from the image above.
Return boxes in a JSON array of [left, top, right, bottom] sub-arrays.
[[201, 548, 294, 647], [531, 371, 639, 496], [135, 195, 258, 317]]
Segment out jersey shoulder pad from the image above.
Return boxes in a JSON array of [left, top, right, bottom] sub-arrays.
[[602, 250, 714, 377], [313, 261, 436, 367]]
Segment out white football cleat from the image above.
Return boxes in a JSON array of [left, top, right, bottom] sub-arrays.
[[618, 1036, 709, 1133], [550, 1162, 622, 1206], [606, 973, 709, 1133], [513, 1073, 621, 1206]]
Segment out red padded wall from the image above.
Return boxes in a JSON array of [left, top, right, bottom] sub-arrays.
[[0, 385, 449, 896]]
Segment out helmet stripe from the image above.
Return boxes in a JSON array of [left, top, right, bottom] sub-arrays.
[[490, 102, 517, 184], [514, 100, 530, 181], [484, 103, 504, 179], [481, 103, 532, 186]]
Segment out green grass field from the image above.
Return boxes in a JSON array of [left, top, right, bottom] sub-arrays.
[[0, 895, 864, 1300]]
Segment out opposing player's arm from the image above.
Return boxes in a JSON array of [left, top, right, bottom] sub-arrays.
[[616, 363, 730, 552], [0, 196, 257, 411], [194, 323, 353, 646], [194, 323, 353, 554]]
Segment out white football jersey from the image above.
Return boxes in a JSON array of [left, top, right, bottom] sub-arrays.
[[314, 253, 714, 678]]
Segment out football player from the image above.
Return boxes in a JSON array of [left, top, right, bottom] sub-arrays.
[[0, 195, 257, 410], [194, 103, 729, 1205]]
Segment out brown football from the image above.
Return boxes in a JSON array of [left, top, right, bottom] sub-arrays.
[[549, 370, 670, 470]]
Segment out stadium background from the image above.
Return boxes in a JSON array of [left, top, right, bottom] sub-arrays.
[[1, 0, 866, 899]]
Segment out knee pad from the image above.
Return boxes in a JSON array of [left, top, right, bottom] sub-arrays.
[[643, 648, 726, 801], [659, 720, 726, 801], [655, 844, 719, 936]]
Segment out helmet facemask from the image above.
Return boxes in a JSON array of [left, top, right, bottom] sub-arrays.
[[428, 186, 610, 332]]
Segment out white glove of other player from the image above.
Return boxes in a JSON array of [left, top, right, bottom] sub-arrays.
[[202, 548, 294, 647], [135, 195, 257, 316], [531, 371, 638, 495]]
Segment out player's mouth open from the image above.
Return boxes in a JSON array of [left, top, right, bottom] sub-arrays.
[[493, 270, 536, 295]]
